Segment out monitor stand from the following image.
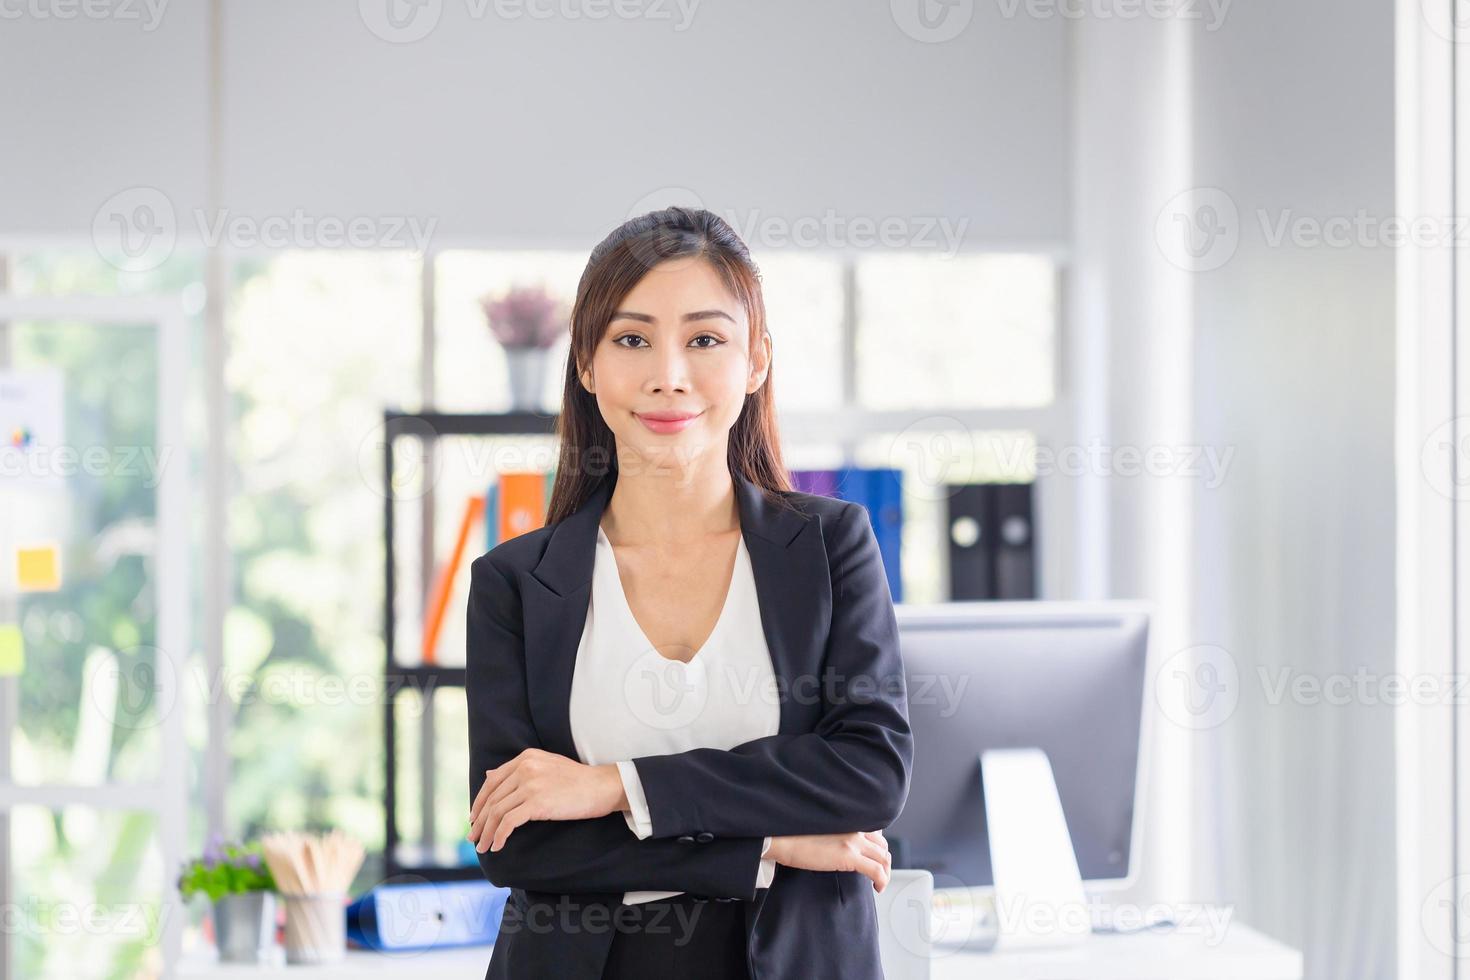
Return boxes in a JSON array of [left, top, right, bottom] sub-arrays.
[[979, 747, 1091, 951]]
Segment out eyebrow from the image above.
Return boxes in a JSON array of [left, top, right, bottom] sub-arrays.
[[609, 309, 737, 325]]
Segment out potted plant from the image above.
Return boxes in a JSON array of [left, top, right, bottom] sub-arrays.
[[177, 833, 279, 964], [479, 284, 566, 411]]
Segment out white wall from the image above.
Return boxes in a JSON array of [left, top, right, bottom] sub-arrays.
[[0, 4, 211, 238], [1070, 1, 1398, 977], [2, 0, 1073, 251], [1069, 4, 1195, 920], [1190, 2, 1397, 977]]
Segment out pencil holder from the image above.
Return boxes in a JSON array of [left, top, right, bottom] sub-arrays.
[[283, 892, 347, 965], [260, 828, 365, 966]]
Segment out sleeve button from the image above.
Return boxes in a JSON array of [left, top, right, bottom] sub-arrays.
[[695, 831, 714, 843], [677, 835, 695, 844]]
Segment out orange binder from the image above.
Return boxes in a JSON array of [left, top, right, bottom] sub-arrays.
[[498, 472, 547, 542], [421, 496, 484, 665], [420, 473, 548, 664]]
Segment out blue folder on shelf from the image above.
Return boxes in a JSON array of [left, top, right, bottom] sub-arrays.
[[790, 466, 904, 602], [347, 879, 511, 951]]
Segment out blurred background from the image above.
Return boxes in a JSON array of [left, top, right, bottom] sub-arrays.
[[0, 0, 1457, 977]]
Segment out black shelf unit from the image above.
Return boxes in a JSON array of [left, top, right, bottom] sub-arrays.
[[382, 409, 559, 882]]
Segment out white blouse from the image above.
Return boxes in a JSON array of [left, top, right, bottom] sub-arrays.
[[569, 524, 781, 905]]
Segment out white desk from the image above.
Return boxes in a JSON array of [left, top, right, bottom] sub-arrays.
[[929, 920, 1302, 980], [178, 918, 1301, 979], [177, 945, 492, 977]]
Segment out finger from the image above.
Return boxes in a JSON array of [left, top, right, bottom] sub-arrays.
[[870, 855, 891, 892], [470, 791, 496, 842], [854, 854, 889, 892], [853, 839, 887, 867], [470, 769, 496, 823], [481, 767, 521, 818], [862, 847, 890, 884], [859, 840, 892, 887], [491, 802, 530, 852], [478, 792, 519, 852], [471, 784, 515, 844], [859, 837, 890, 865], [472, 760, 514, 821], [485, 791, 532, 852]]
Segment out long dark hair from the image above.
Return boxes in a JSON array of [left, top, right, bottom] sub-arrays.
[[545, 206, 795, 525]]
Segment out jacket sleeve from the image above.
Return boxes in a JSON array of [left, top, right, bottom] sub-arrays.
[[627, 502, 915, 840], [466, 553, 767, 898], [617, 759, 777, 887]]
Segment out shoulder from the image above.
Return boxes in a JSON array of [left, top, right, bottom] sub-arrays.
[[472, 522, 557, 583], [779, 488, 867, 531], [771, 489, 873, 562], [777, 491, 885, 599]]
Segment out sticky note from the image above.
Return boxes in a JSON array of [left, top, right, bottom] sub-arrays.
[[0, 625, 23, 676], [17, 545, 60, 591]]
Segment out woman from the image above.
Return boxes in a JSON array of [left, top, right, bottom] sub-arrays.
[[465, 206, 914, 980]]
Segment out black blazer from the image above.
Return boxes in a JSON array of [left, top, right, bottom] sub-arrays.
[[466, 469, 915, 980]]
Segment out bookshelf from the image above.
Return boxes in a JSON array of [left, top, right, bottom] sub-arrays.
[[381, 409, 559, 882]]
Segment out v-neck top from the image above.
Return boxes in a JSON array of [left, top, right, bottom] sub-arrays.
[[568, 524, 781, 904]]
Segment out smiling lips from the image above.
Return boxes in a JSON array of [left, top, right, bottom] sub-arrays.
[[635, 410, 701, 434]]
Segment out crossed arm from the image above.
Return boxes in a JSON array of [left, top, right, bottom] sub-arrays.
[[465, 502, 913, 897]]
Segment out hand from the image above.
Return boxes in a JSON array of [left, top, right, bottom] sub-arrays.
[[468, 750, 623, 853], [767, 830, 893, 893]]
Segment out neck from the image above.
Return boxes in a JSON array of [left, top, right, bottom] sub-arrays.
[[601, 465, 740, 548]]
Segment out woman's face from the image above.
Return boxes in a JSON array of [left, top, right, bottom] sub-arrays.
[[580, 257, 770, 473]]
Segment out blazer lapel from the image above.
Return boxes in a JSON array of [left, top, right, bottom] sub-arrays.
[[519, 469, 831, 760]]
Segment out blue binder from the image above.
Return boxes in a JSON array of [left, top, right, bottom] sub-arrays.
[[835, 466, 904, 603], [346, 879, 510, 951]]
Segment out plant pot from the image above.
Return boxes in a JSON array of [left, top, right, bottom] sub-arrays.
[[212, 891, 276, 964], [505, 346, 551, 411]]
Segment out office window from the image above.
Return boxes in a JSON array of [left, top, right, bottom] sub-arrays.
[[8, 252, 207, 774], [391, 685, 469, 868], [10, 250, 205, 301], [12, 806, 165, 979], [6, 249, 208, 971], [226, 251, 422, 857], [750, 251, 844, 412], [433, 250, 585, 413], [855, 253, 1057, 409], [3, 316, 166, 786]]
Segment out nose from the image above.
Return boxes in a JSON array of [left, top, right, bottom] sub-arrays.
[[645, 345, 691, 394]]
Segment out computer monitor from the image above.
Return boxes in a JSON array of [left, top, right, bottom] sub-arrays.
[[886, 601, 1152, 899]]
